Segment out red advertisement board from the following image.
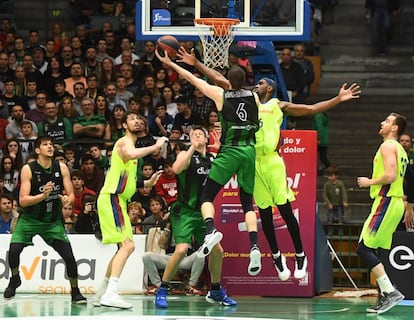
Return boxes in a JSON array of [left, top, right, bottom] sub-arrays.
[[214, 130, 317, 296]]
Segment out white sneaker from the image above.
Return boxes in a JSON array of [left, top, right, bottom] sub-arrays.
[[100, 292, 132, 309], [294, 255, 308, 280], [273, 254, 291, 281], [248, 247, 262, 276], [92, 283, 108, 307], [197, 229, 223, 258]]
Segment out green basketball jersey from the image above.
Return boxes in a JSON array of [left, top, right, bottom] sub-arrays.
[[220, 89, 259, 149], [176, 151, 214, 209], [370, 139, 408, 198], [21, 160, 63, 223]]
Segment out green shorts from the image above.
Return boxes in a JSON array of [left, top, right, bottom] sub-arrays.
[[11, 217, 69, 245], [97, 193, 133, 244], [209, 146, 255, 194], [254, 153, 295, 208], [359, 196, 404, 250], [170, 201, 205, 245]]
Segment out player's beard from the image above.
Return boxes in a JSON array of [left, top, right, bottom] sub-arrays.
[[129, 127, 139, 135]]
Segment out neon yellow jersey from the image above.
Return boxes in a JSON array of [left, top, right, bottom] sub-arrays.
[[370, 139, 408, 198], [255, 98, 283, 156], [100, 139, 138, 200]]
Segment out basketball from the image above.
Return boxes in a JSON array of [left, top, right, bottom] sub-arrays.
[[156, 35, 180, 58]]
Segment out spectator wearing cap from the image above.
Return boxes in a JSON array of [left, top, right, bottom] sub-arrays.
[[32, 45, 48, 74], [173, 95, 202, 141]]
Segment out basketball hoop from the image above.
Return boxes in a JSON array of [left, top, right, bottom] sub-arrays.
[[194, 18, 240, 69]]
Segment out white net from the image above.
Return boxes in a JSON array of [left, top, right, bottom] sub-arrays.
[[194, 18, 239, 69]]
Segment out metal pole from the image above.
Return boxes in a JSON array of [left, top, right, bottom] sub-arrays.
[[327, 239, 359, 291]]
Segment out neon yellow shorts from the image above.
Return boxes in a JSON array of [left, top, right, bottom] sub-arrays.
[[359, 196, 404, 250], [254, 153, 295, 209], [97, 193, 133, 244]]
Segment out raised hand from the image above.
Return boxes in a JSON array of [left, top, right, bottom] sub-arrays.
[[176, 47, 196, 66], [338, 83, 361, 102]]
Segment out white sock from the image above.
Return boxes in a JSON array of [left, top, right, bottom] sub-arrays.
[[272, 251, 281, 260], [106, 277, 119, 295], [296, 252, 305, 257], [377, 274, 394, 294]]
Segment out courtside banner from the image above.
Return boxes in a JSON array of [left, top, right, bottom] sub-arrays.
[[0, 235, 146, 294], [215, 130, 317, 296]]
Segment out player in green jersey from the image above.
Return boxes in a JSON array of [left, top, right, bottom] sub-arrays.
[[93, 111, 167, 309], [156, 49, 263, 277], [357, 113, 407, 314], [155, 126, 237, 308], [3, 136, 87, 304]]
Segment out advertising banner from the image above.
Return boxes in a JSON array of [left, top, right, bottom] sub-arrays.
[[379, 231, 414, 299], [215, 130, 317, 296], [0, 235, 146, 294]]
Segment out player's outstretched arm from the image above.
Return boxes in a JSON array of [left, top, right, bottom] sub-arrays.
[[177, 47, 230, 90], [282, 82, 361, 117]]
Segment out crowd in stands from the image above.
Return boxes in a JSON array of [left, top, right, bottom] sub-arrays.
[[0, 1, 329, 238]]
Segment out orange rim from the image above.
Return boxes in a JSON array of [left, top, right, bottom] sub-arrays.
[[194, 18, 240, 37]]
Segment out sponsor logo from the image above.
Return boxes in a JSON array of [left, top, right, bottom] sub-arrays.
[[152, 9, 171, 26], [389, 245, 414, 271], [0, 250, 97, 280]]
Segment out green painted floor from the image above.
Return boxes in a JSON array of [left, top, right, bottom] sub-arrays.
[[1, 293, 412, 319]]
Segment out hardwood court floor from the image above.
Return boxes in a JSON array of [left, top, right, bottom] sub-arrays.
[[1, 291, 412, 320]]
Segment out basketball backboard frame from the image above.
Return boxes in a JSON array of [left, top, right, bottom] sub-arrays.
[[136, 0, 311, 42]]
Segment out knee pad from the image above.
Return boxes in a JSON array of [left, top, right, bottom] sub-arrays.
[[356, 241, 381, 270]]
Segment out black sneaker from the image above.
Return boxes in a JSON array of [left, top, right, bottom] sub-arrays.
[[3, 274, 21, 299], [71, 287, 87, 304], [294, 255, 308, 279], [366, 289, 404, 314], [273, 254, 291, 281]]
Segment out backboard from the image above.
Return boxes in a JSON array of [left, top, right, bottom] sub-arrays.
[[136, 0, 311, 41]]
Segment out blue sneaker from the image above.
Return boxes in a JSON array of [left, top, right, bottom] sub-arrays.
[[206, 287, 237, 306], [155, 287, 168, 308]]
